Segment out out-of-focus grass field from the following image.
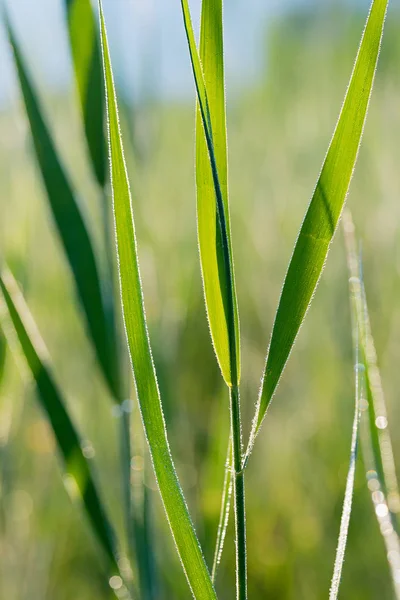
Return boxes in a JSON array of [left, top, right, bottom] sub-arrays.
[[1, 4, 400, 599]]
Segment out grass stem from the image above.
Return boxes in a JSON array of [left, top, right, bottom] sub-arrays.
[[230, 384, 247, 600]]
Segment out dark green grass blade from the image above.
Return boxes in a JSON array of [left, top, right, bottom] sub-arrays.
[[6, 16, 120, 402], [0, 268, 123, 584], [99, 4, 216, 598], [181, 0, 240, 387], [64, 0, 106, 188], [247, 0, 388, 452], [194, 0, 240, 385]]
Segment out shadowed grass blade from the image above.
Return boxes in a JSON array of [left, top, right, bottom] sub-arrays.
[[343, 210, 400, 596], [194, 0, 240, 386], [246, 0, 389, 456], [181, 0, 240, 387], [6, 15, 120, 403], [99, 4, 216, 598], [0, 267, 126, 592], [64, 0, 105, 188]]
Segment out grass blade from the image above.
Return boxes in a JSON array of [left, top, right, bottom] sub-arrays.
[[64, 0, 106, 188], [181, 0, 240, 387], [6, 14, 120, 402], [329, 237, 362, 599], [0, 267, 126, 593], [182, 4, 247, 596], [99, 4, 216, 598], [343, 210, 400, 596], [0, 331, 6, 387], [246, 0, 389, 455], [195, 0, 240, 386], [211, 436, 232, 583]]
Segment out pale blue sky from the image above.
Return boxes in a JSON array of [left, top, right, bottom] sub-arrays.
[[0, 0, 366, 107]]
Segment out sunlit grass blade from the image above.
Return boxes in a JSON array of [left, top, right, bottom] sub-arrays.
[[194, 0, 240, 386], [64, 0, 105, 188], [182, 4, 247, 596], [0, 267, 128, 594], [343, 210, 400, 596], [246, 0, 389, 456], [6, 15, 120, 402], [181, 0, 240, 387], [99, 4, 216, 598], [211, 437, 232, 583], [329, 232, 362, 600]]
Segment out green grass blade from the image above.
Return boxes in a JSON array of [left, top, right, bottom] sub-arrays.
[[194, 0, 240, 385], [247, 0, 388, 452], [6, 15, 120, 402], [343, 210, 400, 596], [64, 0, 106, 188], [0, 267, 125, 589], [329, 241, 362, 600], [181, 0, 240, 386], [0, 331, 6, 387], [99, 4, 216, 598]]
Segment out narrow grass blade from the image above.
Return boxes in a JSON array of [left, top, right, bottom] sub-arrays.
[[99, 5, 216, 598], [329, 242, 362, 600], [343, 210, 400, 596], [246, 0, 389, 455], [6, 16, 120, 402], [211, 436, 232, 583], [181, 0, 240, 387], [194, 0, 240, 386], [343, 213, 400, 523], [182, 5, 247, 596], [0, 331, 5, 386], [0, 268, 124, 589], [64, 0, 105, 188]]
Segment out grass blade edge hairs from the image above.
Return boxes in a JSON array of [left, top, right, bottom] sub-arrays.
[[329, 235, 362, 600], [244, 0, 389, 464], [342, 211, 400, 597], [211, 436, 232, 583], [99, 4, 216, 598], [0, 268, 130, 598]]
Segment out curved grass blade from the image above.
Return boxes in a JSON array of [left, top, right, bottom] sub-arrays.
[[211, 437, 232, 583], [329, 239, 362, 600], [99, 5, 216, 598], [181, 0, 240, 387], [246, 0, 389, 458], [5, 15, 121, 402], [194, 0, 240, 386], [64, 0, 105, 188], [343, 210, 400, 596], [0, 267, 127, 593], [343, 212, 400, 524]]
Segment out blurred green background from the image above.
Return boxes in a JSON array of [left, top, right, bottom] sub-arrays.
[[1, 1, 400, 598]]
